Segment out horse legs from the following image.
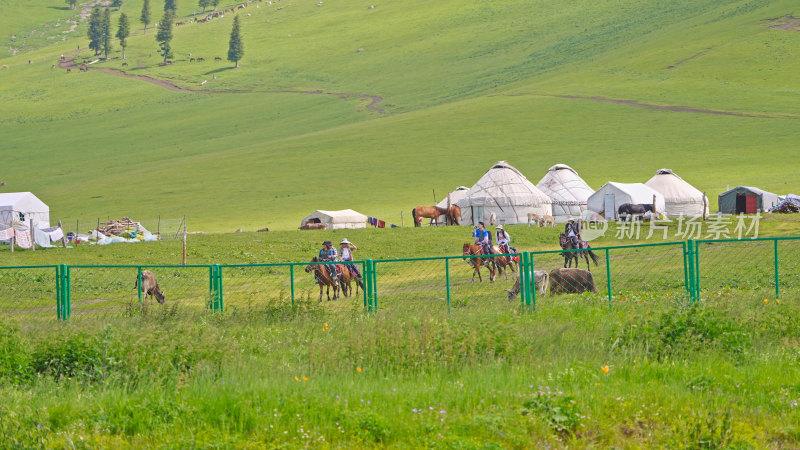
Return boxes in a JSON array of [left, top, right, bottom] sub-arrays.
[[583, 252, 591, 272], [318, 283, 324, 302]]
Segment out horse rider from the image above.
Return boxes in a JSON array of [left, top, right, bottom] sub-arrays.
[[473, 222, 492, 255], [318, 240, 339, 282], [496, 225, 511, 254], [565, 217, 581, 247], [339, 238, 360, 277]]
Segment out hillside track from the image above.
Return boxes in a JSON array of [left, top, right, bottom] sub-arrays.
[[497, 93, 800, 119], [58, 53, 386, 113]]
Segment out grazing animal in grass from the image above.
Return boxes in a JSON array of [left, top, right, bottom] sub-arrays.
[[540, 215, 556, 228], [447, 205, 461, 225], [79, 64, 88, 72], [299, 222, 327, 230], [412, 205, 448, 227], [618, 203, 654, 221], [527, 213, 541, 227], [135, 270, 166, 304], [215, 56, 222, 60], [549, 268, 597, 295], [506, 271, 549, 300]]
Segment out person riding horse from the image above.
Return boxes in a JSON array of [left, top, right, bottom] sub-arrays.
[[473, 222, 492, 255], [496, 225, 511, 254], [565, 217, 581, 247], [318, 241, 339, 282], [339, 238, 360, 277]]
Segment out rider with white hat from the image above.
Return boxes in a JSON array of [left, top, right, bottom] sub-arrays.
[[339, 238, 360, 277], [496, 225, 511, 254]]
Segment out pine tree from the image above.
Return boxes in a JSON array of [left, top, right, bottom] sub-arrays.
[[140, 0, 151, 33], [211, 0, 220, 10], [117, 13, 130, 60], [156, 11, 175, 63], [198, 0, 209, 12], [101, 8, 112, 60], [164, 0, 177, 14], [111, 0, 123, 9], [228, 15, 244, 68], [87, 7, 103, 56]]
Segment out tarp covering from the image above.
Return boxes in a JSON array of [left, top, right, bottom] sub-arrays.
[[644, 169, 709, 218], [300, 209, 368, 230], [587, 182, 666, 220], [0, 192, 50, 228], [536, 164, 594, 223], [718, 186, 779, 214], [456, 161, 552, 225]]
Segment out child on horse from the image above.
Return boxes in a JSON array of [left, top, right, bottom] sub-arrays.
[[318, 241, 339, 282], [339, 238, 360, 277]]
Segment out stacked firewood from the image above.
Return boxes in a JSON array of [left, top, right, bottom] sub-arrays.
[[96, 217, 139, 236], [773, 202, 800, 214]]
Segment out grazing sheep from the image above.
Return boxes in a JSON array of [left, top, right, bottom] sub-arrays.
[[506, 271, 549, 301], [135, 270, 166, 304], [540, 215, 556, 228], [527, 213, 541, 227]]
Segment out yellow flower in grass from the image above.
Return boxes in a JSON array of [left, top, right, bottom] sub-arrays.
[[303, 376, 308, 381], [602, 365, 610, 374], [356, 367, 363, 373], [776, 299, 781, 304], [763, 298, 769, 304], [294, 376, 300, 382]]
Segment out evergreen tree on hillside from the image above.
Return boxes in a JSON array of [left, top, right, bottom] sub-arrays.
[[211, 0, 220, 10], [111, 0, 123, 10], [227, 15, 243, 68], [117, 13, 130, 60], [101, 8, 112, 60], [164, 0, 177, 14], [65, 0, 77, 10], [156, 11, 175, 63], [198, 0, 210, 12], [87, 7, 103, 56], [141, 0, 151, 33]]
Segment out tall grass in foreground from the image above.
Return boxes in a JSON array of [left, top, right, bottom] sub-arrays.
[[1, 294, 799, 447]]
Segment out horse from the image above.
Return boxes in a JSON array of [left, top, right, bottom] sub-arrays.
[[559, 233, 599, 271], [447, 205, 461, 225], [412, 206, 448, 227], [489, 245, 518, 280], [463, 243, 496, 282], [134, 270, 165, 304], [338, 264, 364, 298], [305, 257, 340, 301]]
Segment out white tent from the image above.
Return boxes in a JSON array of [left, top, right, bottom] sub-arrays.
[[0, 192, 50, 228], [434, 186, 469, 225], [456, 161, 552, 225], [300, 209, 367, 230], [645, 169, 708, 218], [587, 182, 665, 220], [536, 164, 594, 223]]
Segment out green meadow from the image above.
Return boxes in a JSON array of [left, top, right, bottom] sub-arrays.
[[2, 0, 800, 231]]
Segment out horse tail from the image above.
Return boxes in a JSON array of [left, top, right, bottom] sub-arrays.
[[588, 249, 599, 265], [412, 208, 419, 227]]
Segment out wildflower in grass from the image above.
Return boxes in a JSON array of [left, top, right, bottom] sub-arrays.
[[602, 365, 610, 374], [412, 408, 418, 413], [776, 299, 781, 304], [294, 376, 300, 382], [303, 376, 308, 381], [440, 410, 446, 414], [356, 367, 362, 372], [764, 298, 769, 303]]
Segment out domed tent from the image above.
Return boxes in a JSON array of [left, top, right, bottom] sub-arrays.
[[644, 169, 708, 218], [434, 186, 469, 225], [587, 182, 665, 221], [536, 164, 594, 223], [718, 186, 779, 214], [456, 161, 552, 225], [0, 192, 50, 228]]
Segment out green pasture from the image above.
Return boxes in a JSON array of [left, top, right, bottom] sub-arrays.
[[2, 0, 800, 230]]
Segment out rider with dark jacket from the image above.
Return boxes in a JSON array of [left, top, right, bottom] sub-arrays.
[[565, 217, 581, 247], [319, 241, 339, 281]]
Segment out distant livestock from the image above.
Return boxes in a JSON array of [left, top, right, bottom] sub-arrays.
[[548, 268, 597, 295], [135, 270, 166, 304], [618, 203, 654, 221], [300, 222, 327, 230]]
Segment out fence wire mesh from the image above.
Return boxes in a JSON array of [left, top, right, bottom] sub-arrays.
[[606, 244, 687, 302], [778, 239, 800, 298], [68, 266, 212, 318], [0, 266, 58, 323], [696, 240, 775, 300]]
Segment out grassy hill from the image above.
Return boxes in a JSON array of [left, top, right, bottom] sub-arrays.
[[2, 0, 800, 231]]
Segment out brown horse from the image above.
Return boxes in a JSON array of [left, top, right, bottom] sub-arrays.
[[489, 245, 518, 280], [338, 264, 364, 298], [412, 206, 449, 227], [305, 257, 340, 301], [447, 205, 461, 225], [463, 243, 496, 282], [559, 233, 599, 271]]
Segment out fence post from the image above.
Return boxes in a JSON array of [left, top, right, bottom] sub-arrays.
[[365, 259, 375, 312], [56, 265, 62, 320], [215, 264, 224, 312], [63, 265, 71, 320], [686, 239, 696, 302], [774, 239, 780, 300], [361, 261, 367, 309], [371, 260, 379, 311], [445, 258, 451, 314], [694, 240, 701, 301], [605, 248, 612, 309], [289, 264, 295, 307], [529, 252, 537, 311], [682, 241, 690, 299], [137, 266, 143, 306]]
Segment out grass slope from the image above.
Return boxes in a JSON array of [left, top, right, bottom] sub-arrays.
[[1, 0, 800, 231]]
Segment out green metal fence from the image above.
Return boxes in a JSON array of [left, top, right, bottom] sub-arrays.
[[1, 238, 797, 321]]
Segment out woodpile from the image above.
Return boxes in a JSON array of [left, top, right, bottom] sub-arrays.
[[96, 217, 139, 236]]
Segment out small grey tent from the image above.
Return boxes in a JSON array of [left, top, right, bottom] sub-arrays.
[[718, 186, 779, 214]]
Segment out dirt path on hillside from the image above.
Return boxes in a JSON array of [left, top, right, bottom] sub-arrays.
[[666, 48, 712, 69], [58, 53, 386, 113]]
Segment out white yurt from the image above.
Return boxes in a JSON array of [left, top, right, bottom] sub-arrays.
[[587, 182, 666, 220], [645, 169, 708, 218], [0, 192, 50, 228], [536, 164, 594, 223], [300, 209, 367, 229], [456, 161, 552, 225], [434, 186, 469, 225]]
